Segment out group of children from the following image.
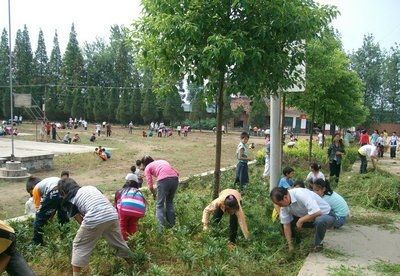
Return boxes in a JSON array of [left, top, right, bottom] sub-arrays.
[[94, 146, 112, 161]]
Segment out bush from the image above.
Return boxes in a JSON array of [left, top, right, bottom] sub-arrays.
[[256, 140, 358, 172], [336, 170, 400, 210], [173, 118, 217, 130]]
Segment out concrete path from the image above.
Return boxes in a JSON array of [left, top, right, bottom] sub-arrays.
[[299, 155, 400, 276], [298, 224, 400, 275], [0, 138, 95, 157]]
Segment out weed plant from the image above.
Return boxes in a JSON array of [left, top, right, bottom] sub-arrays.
[[10, 166, 314, 275]]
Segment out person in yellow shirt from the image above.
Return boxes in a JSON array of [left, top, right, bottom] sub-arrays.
[[202, 189, 249, 248], [0, 220, 35, 275]]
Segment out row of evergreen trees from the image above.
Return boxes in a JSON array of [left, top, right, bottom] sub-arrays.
[[0, 24, 186, 124]]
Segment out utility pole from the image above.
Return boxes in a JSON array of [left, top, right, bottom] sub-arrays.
[[269, 94, 282, 192]]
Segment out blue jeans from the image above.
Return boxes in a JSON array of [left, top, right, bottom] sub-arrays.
[[333, 216, 347, 229], [156, 177, 179, 231], [33, 190, 69, 245], [235, 161, 249, 190]]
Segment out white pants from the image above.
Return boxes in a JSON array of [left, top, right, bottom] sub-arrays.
[[263, 156, 270, 177]]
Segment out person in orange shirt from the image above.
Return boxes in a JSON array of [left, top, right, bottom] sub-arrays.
[[202, 189, 249, 248]]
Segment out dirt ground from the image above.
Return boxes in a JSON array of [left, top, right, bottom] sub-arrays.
[[0, 123, 266, 219]]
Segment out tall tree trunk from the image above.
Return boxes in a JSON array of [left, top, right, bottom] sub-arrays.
[[308, 100, 316, 162], [281, 93, 286, 161], [213, 71, 225, 199], [322, 109, 326, 149]]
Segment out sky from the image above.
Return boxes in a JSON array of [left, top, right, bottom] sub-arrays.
[[0, 0, 399, 54]]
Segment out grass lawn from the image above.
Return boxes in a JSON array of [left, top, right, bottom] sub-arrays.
[[0, 122, 266, 219]]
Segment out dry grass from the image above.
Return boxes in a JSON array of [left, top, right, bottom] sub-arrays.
[[0, 122, 265, 219]]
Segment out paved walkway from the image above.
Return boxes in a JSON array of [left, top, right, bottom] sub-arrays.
[[0, 138, 95, 157], [299, 155, 400, 275]]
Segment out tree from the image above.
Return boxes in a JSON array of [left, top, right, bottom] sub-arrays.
[[132, 0, 336, 198], [189, 86, 208, 130], [288, 30, 367, 159], [93, 88, 108, 122], [0, 29, 10, 117], [141, 88, 158, 124], [46, 31, 63, 120], [249, 100, 268, 128], [107, 88, 119, 122], [350, 34, 384, 124], [382, 45, 400, 122], [71, 88, 85, 119], [129, 74, 142, 124], [163, 86, 184, 124], [32, 29, 48, 110], [116, 89, 131, 124], [61, 24, 85, 117]]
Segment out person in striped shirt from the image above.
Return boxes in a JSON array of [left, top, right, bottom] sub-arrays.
[[26, 176, 69, 245], [115, 174, 147, 240], [58, 178, 133, 276]]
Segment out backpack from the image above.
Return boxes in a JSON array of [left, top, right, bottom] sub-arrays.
[[118, 188, 147, 217]]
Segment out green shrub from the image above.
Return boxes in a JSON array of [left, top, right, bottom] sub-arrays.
[[337, 170, 400, 210]]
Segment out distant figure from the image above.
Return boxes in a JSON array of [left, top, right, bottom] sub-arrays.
[[235, 132, 251, 191], [177, 125, 181, 136], [128, 121, 133, 134], [95, 124, 101, 136], [142, 130, 147, 138], [106, 123, 112, 137], [62, 132, 72, 144], [72, 133, 81, 143], [90, 133, 96, 142]]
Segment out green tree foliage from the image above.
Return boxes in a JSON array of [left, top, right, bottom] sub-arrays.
[[61, 24, 85, 117], [350, 34, 384, 124], [107, 88, 119, 122], [249, 100, 268, 128], [46, 32, 63, 120], [382, 46, 400, 122], [116, 89, 132, 124], [33, 29, 48, 108], [93, 88, 108, 122], [287, 30, 367, 159], [71, 88, 85, 119], [0, 29, 10, 117], [84, 87, 96, 121], [163, 86, 184, 124], [141, 88, 158, 124], [189, 86, 208, 129], [133, 0, 337, 198], [129, 71, 142, 124]]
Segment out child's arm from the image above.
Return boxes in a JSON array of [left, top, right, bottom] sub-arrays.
[[74, 214, 83, 225], [238, 148, 251, 161], [202, 200, 219, 230]]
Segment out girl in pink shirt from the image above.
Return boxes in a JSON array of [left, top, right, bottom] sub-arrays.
[[140, 155, 179, 231]]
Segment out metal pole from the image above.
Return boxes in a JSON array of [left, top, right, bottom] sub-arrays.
[[8, 0, 15, 161], [269, 93, 282, 192]]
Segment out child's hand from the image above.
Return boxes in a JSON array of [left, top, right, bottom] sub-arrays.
[[203, 224, 208, 231], [227, 242, 236, 251]]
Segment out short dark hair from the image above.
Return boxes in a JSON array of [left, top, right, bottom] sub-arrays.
[[224, 195, 239, 210], [240, 132, 250, 139], [141, 155, 154, 167], [58, 178, 81, 200], [130, 165, 136, 173], [282, 166, 294, 176], [26, 176, 41, 194], [310, 163, 321, 171], [61, 170, 69, 178], [135, 159, 142, 167], [270, 187, 288, 202], [293, 180, 305, 188]]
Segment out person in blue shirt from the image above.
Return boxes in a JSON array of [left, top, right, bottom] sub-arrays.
[[278, 167, 294, 189], [312, 178, 349, 228]]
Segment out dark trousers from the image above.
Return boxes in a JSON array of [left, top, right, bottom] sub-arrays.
[[390, 146, 396, 158], [329, 160, 341, 182], [212, 207, 238, 243], [289, 214, 335, 246], [4, 251, 35, 276], [235, 162, 249, 191], [378, 145, 384, 158], [359, 153, 367, 174], [33, 190, 69, 245]]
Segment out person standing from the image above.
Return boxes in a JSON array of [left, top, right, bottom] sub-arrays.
[[128, 121, 133, 134], [389, 132, 399, 159], [327, 133, 345, 184], [141, 156, 179, 231], [262, 134, 271, 179], [106, 123, 112, 137], [359, 130, 369, 146], [235, 132, 251, 191], [358, 144, 378, 174]]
